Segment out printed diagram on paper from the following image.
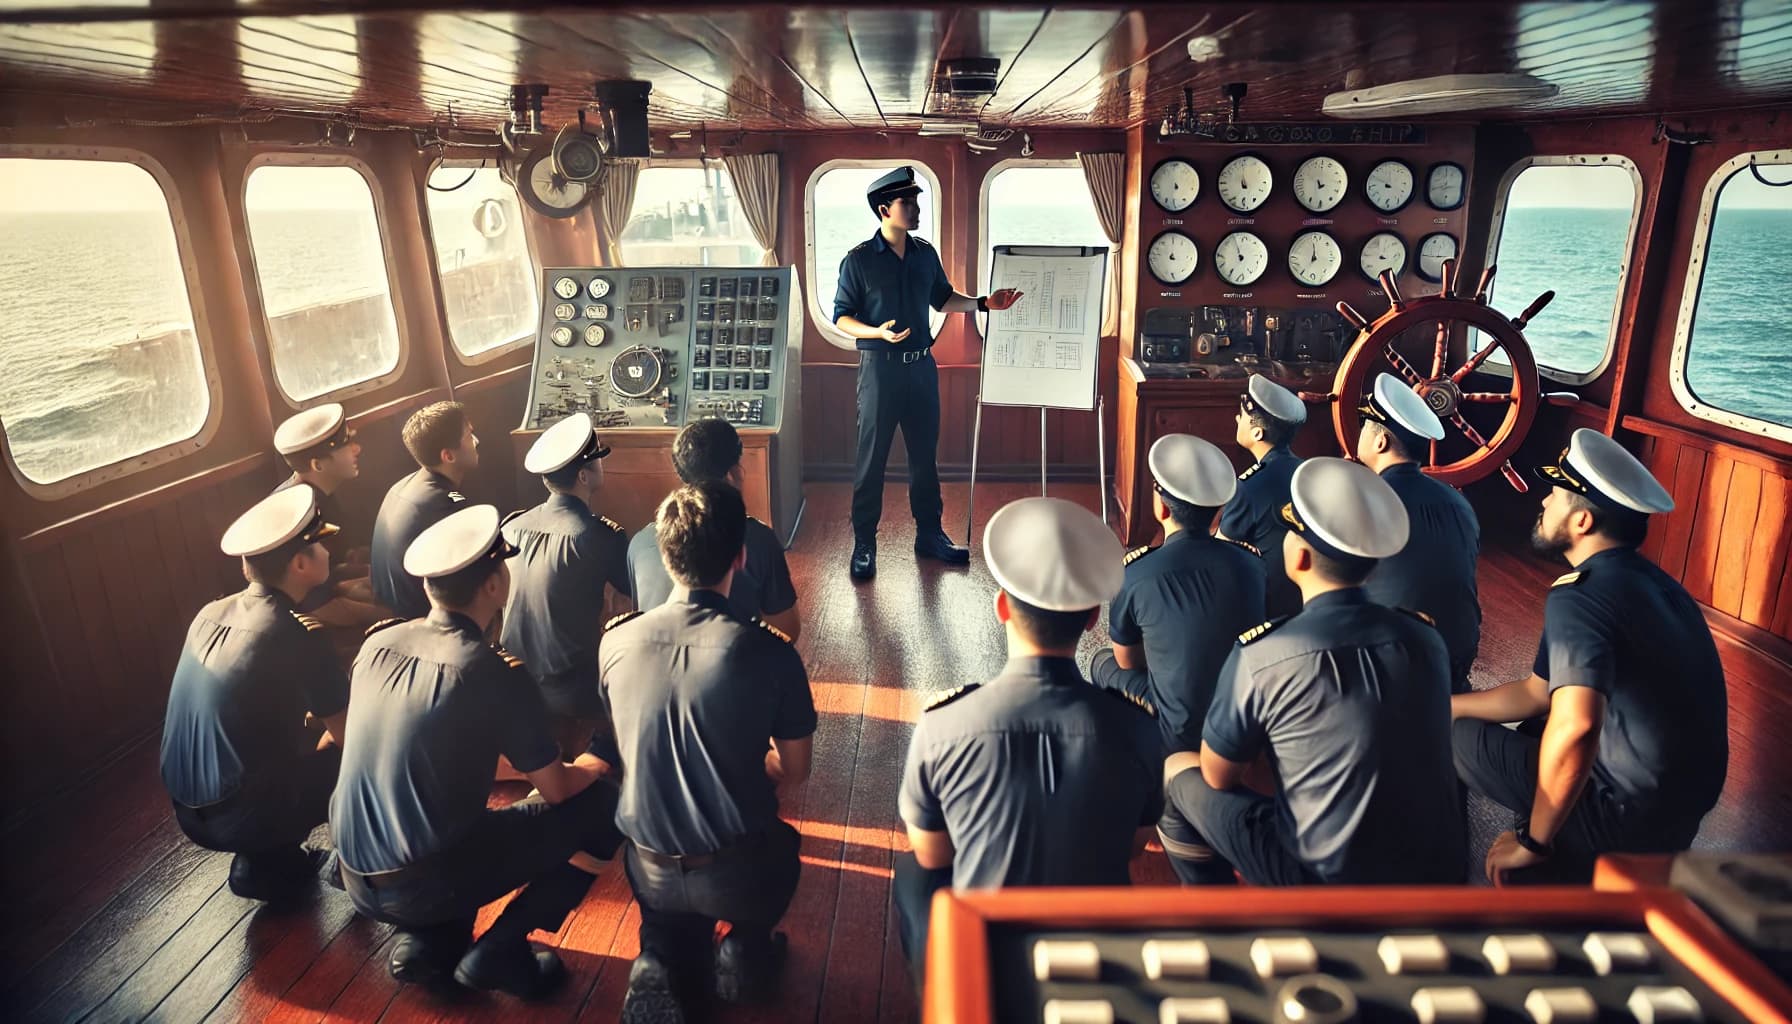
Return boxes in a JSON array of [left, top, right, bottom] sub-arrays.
[[980, 249, 1106, 410]]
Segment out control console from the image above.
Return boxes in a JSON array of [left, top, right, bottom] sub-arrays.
[[1138, 305, 1354, 378]]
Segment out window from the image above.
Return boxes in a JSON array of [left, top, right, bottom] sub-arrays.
[[0, 155, 213, 487], [806, 160, 944, 344], [425, 162, 539, 360], [244, 162, 402, 401], [1473, 156, 1641, 383], [979, 162, 1114, 333], [620, 163, 758, 266], [1671, 150, 1792, 440]]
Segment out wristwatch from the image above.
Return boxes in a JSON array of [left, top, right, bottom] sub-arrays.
[[976, 295, 990, 313], [1513, 822, 1555, 858]]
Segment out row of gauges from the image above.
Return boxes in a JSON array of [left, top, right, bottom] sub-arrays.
[[549, 274, 613, 347], [1149, 155, 1465, 215], [1147, 229, 1459, 287]]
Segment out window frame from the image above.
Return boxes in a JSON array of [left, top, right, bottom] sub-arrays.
[[422, 156, 542, 366], [1477, 153, 1644, 386], [0, 145, 224, 500], [1668, 147, 1792, 444], [803, 158, 945, 349], [242, 152, 410, 409], [618, 158, 760, 268], [976, 157, 1118, 338]]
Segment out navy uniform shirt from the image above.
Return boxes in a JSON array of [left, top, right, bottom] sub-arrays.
[[160, 584, 350, 807], [601, 590, 815, 855], [832, 231, 953, 352], [1364, 462, 1482, 688], [627, 516, 796, 620], [369, 469, 468, 618], [272, 475, 351, 614], [899, 657, 1161, 891], [1203, 588, 1462, 884], [1533, 547, 1727, 827], [500, 493, 629, 716], [1218, 445, 1304, 618], [330, 612, 560, 873], [1111, 531, 1268, 754]]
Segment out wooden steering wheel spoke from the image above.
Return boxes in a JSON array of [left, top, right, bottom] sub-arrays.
[[1460, 392, 1516, 404], [1452, 337, 1506, 383], [1382, 343, 1427, 385]]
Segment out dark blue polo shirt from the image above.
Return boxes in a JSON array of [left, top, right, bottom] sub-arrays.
[[369, 468, 467, 618], [1203, 588, 1462, 884], [330, 611, 560, 873], [272, 475, 352, 614], [1218, 445, 1303, 618], [1533, 547, 1727, 827], [499, 493, 629, 718], [1364, 462, 1482, 689], [899, 656, 1162, 891], [832, 230, 953, 352], [627, 516, 796, 619]]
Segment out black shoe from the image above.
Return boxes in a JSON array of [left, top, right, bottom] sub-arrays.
[[227, 847, 318, 902], [453, 937, 566, 999], [913, 529, 971, 565], [714, 931, 788, 1004], [621, 951, 686, 1024], [849, 539, 876, 580], [389, 932, 460, 986]]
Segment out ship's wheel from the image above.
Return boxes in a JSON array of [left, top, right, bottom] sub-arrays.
[[1301, 260, 1555, 492]]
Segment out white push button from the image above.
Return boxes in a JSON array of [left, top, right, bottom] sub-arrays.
[[1142, 939, 1211, 980], [1483, 934, 1557, 975], [1044, 999, 1115, 1024], [1033, 940, 1101, 981], [1583, 932, 1654, 975], [1159, 996, 1231, 1024], [1411, 986, 1486, 1024], [1251, 936, 1319, 978], [1379, 934, 1450, 974], [1627, 986, 1703, 1023], [1524, 987, 1599, 1024], [1274, 974, 1358, 1024]]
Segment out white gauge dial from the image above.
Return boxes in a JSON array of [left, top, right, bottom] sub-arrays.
[[1292, 155, 1348, 214], [1426, 162, 1466, 210], [583, 324, 607, 346], [553, 302, 576, 321], [1215, 154, 1273, 213], [1146, 231, 1199, 286], [1149, 158, 1201, 213], [549, 325, 575, 347], [587, 276, 612, 299], [553, 276, 580, 300], [1288, 230, 1343, 287], [1416, 232, 1459, 282], [1364, 159, 1415, 213], [1214, 231, 1269, 286], [584, 303, 610, 320], [527, 157, 589, 212], [1359, 231, 1408, 280]]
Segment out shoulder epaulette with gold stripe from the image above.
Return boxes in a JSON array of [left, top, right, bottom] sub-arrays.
[[1552, 571, 1584, 588], [925, 684, 979, 711], [1399, 607, 1437, 628], [291, 611, 326, 633], [1103, 686, 1157, 717], [490, 644, 525, 670], [1221, 537, 1261, 557], [605, 610, 643, 632], [364, 617, 405, 638], [599, 515, 625, 535], [1238, 616, 1290, 645], [752, 617, 793, 644], [1123, 545, 1156, 566]]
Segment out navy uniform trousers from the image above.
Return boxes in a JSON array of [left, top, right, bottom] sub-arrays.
[[852, 350, 943, 541], [174, 745, 341, 859], [622, 820, 802, 970]]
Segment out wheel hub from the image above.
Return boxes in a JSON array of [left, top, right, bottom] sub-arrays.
[[1415, 377, 1462, 419]]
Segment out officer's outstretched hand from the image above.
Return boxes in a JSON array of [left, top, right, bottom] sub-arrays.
[[878, 319, 912, 344], [986, 288, 1025, 311]]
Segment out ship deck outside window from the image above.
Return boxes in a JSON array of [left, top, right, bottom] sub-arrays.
[[620, 161, 759, 267], [424, 162, 541, 362]]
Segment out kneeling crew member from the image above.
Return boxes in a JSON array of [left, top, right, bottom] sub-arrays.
[[627, 417, 800, 640], [370, 401, 478, 618], [330, 505, 621, 998], [1453, 429, 1727, 884], [1161, 459, 1463, 886], [1218, 375, 1308, 618], [160, 485, 348, 901], [272, 402, 383, 628], [1356, 375, 1482, 693], [896, 498, 1160, 977], [502, 413, 629, 758], [1092, 433, 1266, 755]]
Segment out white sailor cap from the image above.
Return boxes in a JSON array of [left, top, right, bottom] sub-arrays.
[[523, 412, 610, 475], [1280, 457, 1410, 560], [1149, 433, 1237, 507], [1534, 428, 1674, 514], [403, 504, 520, 579], [1241, 374, 1307, 426], [983, 497, 1125, 611], [220, 484, 339, 557], [1360, 373, 1445, 442], [273, 402, 354, 456]]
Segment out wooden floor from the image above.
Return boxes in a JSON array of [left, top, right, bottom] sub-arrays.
[[0, 481, 1778, 1023]]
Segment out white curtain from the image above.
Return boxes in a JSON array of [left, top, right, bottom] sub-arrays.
[[723, 153, 781, 266], [599, 159, 641, 265], [1079, 152, 1126, 332]]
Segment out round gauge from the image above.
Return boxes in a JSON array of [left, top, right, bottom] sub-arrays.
[[1215, 154, 1273, 214], [552, 302, 576, 321], [1416, 232, 1459, 282], [583, 324, 608, 346], [584, 303, 610, 320], [518, 147, 590, 219], [1213, 231, 1270, 286], [610, 345, 664, 399], [549, 325, 575, 347], [1146, 230, 1199, 286], [1148, 158, 1201, 213], [1364, 159, 1416, 213], [553, 276, 580, 300], [587, 276, 612, 299], [1359, 231, 1408, 280], [1291, 155, 1348, 214], [1288, 229, 1343, 287], [1426, 162, 1466, 210]]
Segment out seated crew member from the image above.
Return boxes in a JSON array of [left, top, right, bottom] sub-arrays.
[[1090, 434, 1266, 756], [627, 417, 800, 641], [1453, 429, 1727, 884], [1217, 374, 1308, 619], [501, 413, 629, 758], [603, 480, 816, 1022], [271, 402, 383, 628], [330, 504, 622, 997], [369, 401, 477, 619], [1160, 458, 1464, 886], [1356, 374, 1482, 694], [159, 485, 348, 901], [895, 497, 1161, 977]]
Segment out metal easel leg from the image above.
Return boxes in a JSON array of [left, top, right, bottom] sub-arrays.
[[1040, 407, 1048, 498], [1098, 397, 1108, 525], [966, 397, 984, 547]]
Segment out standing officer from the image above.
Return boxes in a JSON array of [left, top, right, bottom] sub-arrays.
[[160, 485, 347, 901], [1217, 374, 1308, 618], [1356, 374, 1482, 693], [370, 401, 478, 618], [272, 403, 382, 628], [331, 505, 622, 997], [627, 416, 801, 640], [895, 498, 1161, 977], [602, 481, 816, 1022], [832, 165, 1023, 581], [1453, 429, 1727, 884], [502, 413, 629, 758], [1090, 434, 1267, 756], [1160, 459, 1463, 886]]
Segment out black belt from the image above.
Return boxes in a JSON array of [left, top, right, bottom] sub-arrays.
[[630, 834, 752, 871], [864, 348, 931, 364]]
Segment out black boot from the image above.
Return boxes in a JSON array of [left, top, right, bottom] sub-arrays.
[[621, 950, 686, 1024], [849, 538, 877, 580], [453, 936, 566, 998], [389, 923, 471, 986], [714, 931, 788, 1004], [227, 846, 321, 902], [913, 529, 970, 565]]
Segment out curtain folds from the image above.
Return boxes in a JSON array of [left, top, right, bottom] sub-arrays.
[[1079, 152, 1126, 333], [723, 152, 781, 266], [598, 159, 641, 265]]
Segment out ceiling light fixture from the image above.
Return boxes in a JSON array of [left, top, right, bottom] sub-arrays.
[[1322, 73, 1558, 118]]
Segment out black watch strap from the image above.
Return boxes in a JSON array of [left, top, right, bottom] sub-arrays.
[[976, 295, 990, 313], [1514, 823, 1555, 857]]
